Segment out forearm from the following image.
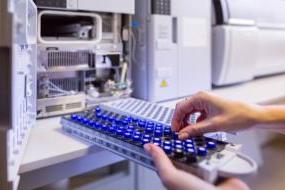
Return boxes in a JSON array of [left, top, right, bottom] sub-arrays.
[[254, 105, 285, 133]]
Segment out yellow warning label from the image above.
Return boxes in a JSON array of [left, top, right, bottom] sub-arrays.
[[160, 80, 168, 88]]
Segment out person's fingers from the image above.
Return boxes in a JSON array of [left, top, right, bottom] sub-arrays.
[[172, 96, 207, 132], [171, 100, 194, 132], [178, 116, 226, 139], [171, 91, 220, 132], [144, 146, 249, 190], [144, 144, 176, 178], [144, 144, 216, 190], [218, 178, 250, 190]]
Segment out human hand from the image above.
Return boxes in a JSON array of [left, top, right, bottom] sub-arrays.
[[144, 144, 249, 190], [172, 91, 262, 139]]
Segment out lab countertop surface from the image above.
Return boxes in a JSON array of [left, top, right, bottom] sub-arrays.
[[20, 74, 285, 174]]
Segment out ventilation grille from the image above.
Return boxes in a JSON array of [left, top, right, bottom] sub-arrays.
[[102, 14, 113, 33], [50, 78, 79, 92], [45, 102, 83, 113], [47, 51, 95, 68], [66, 102, 82, 110], [46, 104, 63, 113]]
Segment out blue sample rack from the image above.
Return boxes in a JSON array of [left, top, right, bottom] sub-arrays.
[[61, 98, 257, 183]]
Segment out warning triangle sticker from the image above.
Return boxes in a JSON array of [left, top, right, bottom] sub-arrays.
[[160, 80, 168, 88]]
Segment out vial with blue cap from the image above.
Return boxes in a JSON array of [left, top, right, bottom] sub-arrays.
[[118, 126, 125, 131], [174, 148, 184, 159], [122, 119, 129, 126], [175, 144, 183, 150], [101, 124, 108, 132], [128, 125, 135, 130], [125, 116, 132, 122], [132, 117, 139, 123], [174, 140, 183, 145], [116, 129, 124, 137], [111, 122, 117, 128], [142, 138, 150, 145], [88, 120, 95, 127], [145, 127, 154, 134], [197, 147, 208, 157], [185, 139, 194, 145], [108, 116, 115, 123], [153, 137, 162, 144], [102, 114, 108, 121], [87, 120, 94, 129], [155, 126, 163, 131], [108, 126, 116, 135], [94, 122, 102, 130], [126, 128, 134, 134], [95, 107, 101, 113], [155, 124, 163, 130], [138, 120, 146, 128], [163, 146, 173, 156], [96, 112, 102, 119], [147, 121, 154, 126], [91, 121, 97, 129], [164, 125, 171, 129], [164, 128, 171, 137], [186, 148, 196, 154], [134, 131, 141, 136], [77, 115, 83, 122], [186, 148, 197, 163], [81, 117, 89, 125], [207, 141, 217, 150], [124, 132, 132, 140], [115, 118, 122, 125], [133, 135, 141, 145], [163, 140, 172, 147], [71, 114, 78, 121], [154, 130, 163, 137], [143, 134, 151, 140], [185, 143, 194, 149], [173, 132, 179, 140]]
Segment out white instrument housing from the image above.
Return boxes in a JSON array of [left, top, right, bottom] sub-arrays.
[[212, 0, 285, 86]]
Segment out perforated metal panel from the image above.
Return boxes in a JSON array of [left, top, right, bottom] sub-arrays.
[[103, 98, 227, 141], [0, 1, 37, 189], [46, 51, 95, 68], [103, 98, 174, 126]]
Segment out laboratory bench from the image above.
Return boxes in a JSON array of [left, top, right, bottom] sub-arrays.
[[19, 74, 285, 190]]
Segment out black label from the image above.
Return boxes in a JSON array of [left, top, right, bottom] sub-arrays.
[[34, 0, 67, 8], [151, 0, 171, 15]]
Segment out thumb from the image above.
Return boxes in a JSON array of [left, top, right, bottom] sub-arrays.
[[144, 144, 176, 178], [178, 116, 226, 139], [218, 178, 250, 190]]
